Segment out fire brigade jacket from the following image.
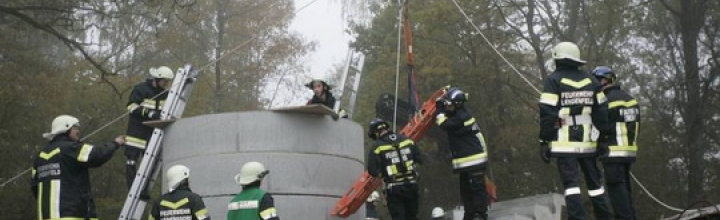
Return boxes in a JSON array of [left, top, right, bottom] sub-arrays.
[[149, 185, 210, 220], [367, 132, 422, 185], [125, 79, 168, 149], [307, 91, 337, 109], [538, 65, 612, 157], [436, 108, 488, 173], [31, 135, 120, 220], [602, 84, 640, 162]]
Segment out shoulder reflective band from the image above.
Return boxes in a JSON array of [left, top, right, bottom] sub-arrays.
[[560, 78, 592, 88], [160, 198, 189, 209], [39, 148, 61, 160], [608, 99, 638, 108]]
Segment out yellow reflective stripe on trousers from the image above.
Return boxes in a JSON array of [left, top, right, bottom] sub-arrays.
[[588, 186, 605, 197], [565, 187, 581, 196], [125, 136, 147, 149], [195, 208, 209, 220], [260, 207, 277, 220], [50, 180, 60, 219], [77, 144, 94, 162], [463, 117, 476, 126], [539, 93, 559, 106], [452, 153, 487, 169], [550, 141, 596, 153]]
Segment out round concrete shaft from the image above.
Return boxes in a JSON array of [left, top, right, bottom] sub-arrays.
[[161, 111, 366, 220]]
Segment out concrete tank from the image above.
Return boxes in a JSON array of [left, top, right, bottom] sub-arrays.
[[161, 111, 366, 220]]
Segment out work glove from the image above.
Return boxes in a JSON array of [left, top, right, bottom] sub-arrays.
[[147, 109, 161, 120], [539, 140, 551, 164]]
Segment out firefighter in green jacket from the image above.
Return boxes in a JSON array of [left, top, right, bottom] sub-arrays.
[[227, 162, 279, 220]]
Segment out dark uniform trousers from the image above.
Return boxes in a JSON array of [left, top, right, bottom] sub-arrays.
[[386, 184, 419, 220], [459, 171, 488, 220], [557, 157, 612, 220], [604, 162, 636, 220]]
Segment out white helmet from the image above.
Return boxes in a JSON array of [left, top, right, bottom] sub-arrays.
[[366, 191, 380, 203], [552, 42, 585, 64], [167, 165, 190, 192], [150, 66, 174, 79], [235, 162, 269, 186], [43, 115, 79, 139], [431, 207, 445, 218]]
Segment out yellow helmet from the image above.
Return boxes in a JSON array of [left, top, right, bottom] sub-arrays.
[[235, 162, 269, 186], [150, 66, 174, 79], [166, 165, 190, 192], [552, 42, 585, 64], [43, 115, 79, 139]]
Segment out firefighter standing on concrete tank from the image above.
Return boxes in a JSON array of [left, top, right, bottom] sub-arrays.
[[227, 162, 279, 220], [124, 66, 174, 190], [435, 87, 489, 220], [538, 42, 613, 220], [32, 115, 126, 220], [149, 165, 210, 220], [367, 118, 422, 220], [593, 66, 640, 220]]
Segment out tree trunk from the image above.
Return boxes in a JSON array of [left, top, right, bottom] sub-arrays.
[[679, 0, 706, 203], [213, 0, 226, 113]]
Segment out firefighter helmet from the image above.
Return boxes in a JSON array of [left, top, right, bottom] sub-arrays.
[[367, 118, 390, 139], [444, 87, 467, 106], [552, 42, 585, 64], [431, 207, 445, 218], [305, 79, 331, 91], [235, 162, 269, 186], [166, 165, 190, 192], [43, 115, 80, 139], [592, 66, 616, 83], [150, 66, 174, 79]]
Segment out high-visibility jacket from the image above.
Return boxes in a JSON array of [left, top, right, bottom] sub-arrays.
[[125, 79, 167, 149], [227, 187, 279, 220], [538, 65, 611, 157], [367, 133, 422, 184], [149, 185, 210, 220], [602, 84, 640, 162], [436, 108, 488, 173], [31, 135, 119, 220]]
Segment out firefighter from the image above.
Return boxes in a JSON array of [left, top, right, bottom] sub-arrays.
[[593, 66, 640, 220], [227, 162, 279, 220], [367, 118, 422, 220], [538, 42, 613, 220], [149, 165, 210, 220], [431, 207, 445, 220], [305, 79, 336, 109], [435, 87, 489, 220], [124, 66, 174, 191], [32, 115, 126, 220]]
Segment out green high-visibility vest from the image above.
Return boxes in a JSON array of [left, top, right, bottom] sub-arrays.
[[227, 188, 265, 220]]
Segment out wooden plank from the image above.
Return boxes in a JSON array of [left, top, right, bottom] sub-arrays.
[[271, 104, 338, 118], [142, 118, 177, 128]]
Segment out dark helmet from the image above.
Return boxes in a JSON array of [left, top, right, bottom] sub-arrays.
[[305, 79, 331, 91], [443, 87, 467, 106], [592, 66, 616, 83], [367, 118, 390, 139]]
